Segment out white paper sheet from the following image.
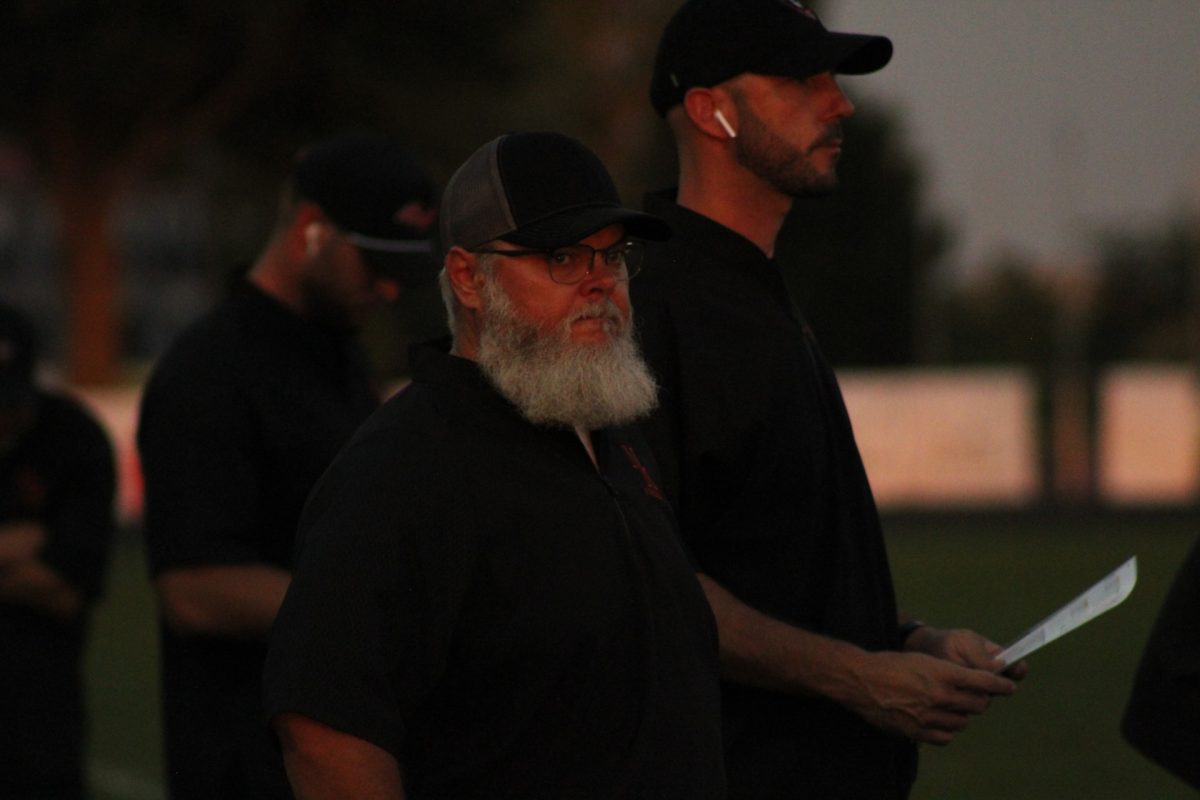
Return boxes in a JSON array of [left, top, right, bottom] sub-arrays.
[[997, 556, 1137, 668]]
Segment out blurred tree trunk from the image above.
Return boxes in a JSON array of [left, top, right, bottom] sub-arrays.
[[57, 182, 121, 385]]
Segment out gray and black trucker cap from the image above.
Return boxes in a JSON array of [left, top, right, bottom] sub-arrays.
[[439, 131, 670, 251]]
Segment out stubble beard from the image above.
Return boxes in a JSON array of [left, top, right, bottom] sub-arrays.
[[299, 266, 359, 333], [474, 276, 659, 431], [734, 105, 842, 199]]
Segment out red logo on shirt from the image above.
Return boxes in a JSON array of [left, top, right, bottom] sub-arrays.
[[620, 444, 666, 502]]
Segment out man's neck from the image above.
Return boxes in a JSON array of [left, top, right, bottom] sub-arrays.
[[574, 426, 598, 469], [247, 249, 306, 317], [675, 170, 791, 258]]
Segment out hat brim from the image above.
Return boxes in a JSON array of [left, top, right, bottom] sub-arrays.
[[771, 32, 892, 77], [501, 205, 672, 249], [829, 33, 892, 75], [359, 250, 442, 288]]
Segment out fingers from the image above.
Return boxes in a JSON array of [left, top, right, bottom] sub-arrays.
[[894, 701, 981, 745], [902, 685, 996, 745], [939, 686, 994, 715], [1001, 658, 1030, 681], [953, 664, 1018, 697], [852, 651, 1019, 745], [937, 629, 1005, 670]]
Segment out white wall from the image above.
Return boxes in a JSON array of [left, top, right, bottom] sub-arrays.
[[840, 369, 1040, 508], [69, 364, 1200, 521], [1097, 365, 1200, 505]]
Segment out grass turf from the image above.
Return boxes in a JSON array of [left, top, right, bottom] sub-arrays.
[[80, 513, 1198, 799], [886, 511, 1197, 799]]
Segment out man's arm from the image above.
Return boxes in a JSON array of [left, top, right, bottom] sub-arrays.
[[154, 564, 290, 640], [699, 573, 1018, 745], [273, 713, 406, 800], [0, 521, 44, 563], [0, 522, 82, 619]]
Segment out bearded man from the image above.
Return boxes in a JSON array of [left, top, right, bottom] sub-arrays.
[[632, 2, 1023, 798], [263, 131, 726, 800]]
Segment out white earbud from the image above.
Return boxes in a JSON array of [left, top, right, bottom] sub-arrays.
[[714, 109, 737, 139], [305, 223, 322, 256]]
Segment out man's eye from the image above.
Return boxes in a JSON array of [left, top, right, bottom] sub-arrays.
[[548, 250, 574, 266]]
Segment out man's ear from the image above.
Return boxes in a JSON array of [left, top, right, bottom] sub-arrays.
[[287, 204, 326, 260], [444, 247, 485, 311], [682, 87, 737, 141]]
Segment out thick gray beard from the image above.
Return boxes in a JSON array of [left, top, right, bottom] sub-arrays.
[[475, 278, 659, 431]]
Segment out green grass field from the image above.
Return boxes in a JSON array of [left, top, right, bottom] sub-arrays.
[[887, 512, 1196, 800], [80, 513, 1198, 799]]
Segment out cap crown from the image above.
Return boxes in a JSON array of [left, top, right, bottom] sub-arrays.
[[440, 131, 669, 250], [650, 0, 892, 115]]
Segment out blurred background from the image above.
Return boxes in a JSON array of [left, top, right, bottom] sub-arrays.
[[2, 1, 1198, 797]]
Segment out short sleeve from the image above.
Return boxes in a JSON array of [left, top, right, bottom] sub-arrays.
[[137, 343, 266, 573], [263, 426, 479, 759]]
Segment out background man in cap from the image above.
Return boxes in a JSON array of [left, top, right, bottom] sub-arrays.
[[263, 131, 725, 799], [137, 131, 438, 800], [0, 302, 115, 799], [633, 2, 1024, 797]]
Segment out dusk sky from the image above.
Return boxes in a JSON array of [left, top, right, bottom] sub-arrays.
[[827, 0, 1200, 277]]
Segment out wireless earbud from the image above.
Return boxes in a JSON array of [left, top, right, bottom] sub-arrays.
[[714, 109, 737, 139], [304, 223, 322, 257]]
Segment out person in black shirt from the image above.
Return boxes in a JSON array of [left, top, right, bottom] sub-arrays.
[[1122, 534, 1200, 790], [0, 303, 116, 799], [635, 2, 1025, 798], [137, 133, 438, 800], [264, 132, 725, 799]]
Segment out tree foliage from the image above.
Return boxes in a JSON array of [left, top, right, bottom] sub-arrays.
[[1086, 219, 1200, 365], [1, 0, 957, 379], [936, 258, 1062, 367], [0, 1, 535, 382], [775, 105, 948, 367]]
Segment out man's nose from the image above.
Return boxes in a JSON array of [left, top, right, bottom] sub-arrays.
[[579, 267, 618, 295]]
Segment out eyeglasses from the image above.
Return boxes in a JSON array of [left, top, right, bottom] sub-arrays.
[[472, 240, 645, 285]]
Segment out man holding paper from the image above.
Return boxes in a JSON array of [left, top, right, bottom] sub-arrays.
[[634, 2, 1027, 797]]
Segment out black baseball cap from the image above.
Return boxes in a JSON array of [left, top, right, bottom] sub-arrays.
[[293, 132, 439, 282], [439, 131, 671, 251], [0, 304, 36, 409], [650, 0, 893, 116]]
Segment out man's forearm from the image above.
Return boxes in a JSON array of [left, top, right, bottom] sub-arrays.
[[154, 564, 291, 639], [697, 572, 1018, 745], [275, 713, 406, 800], [698, 572, 871, 702], [0, 559, 81, 619], [0, 521, 45, 565]]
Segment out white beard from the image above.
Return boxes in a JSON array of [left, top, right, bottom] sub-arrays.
[[475, 277, 658, 430]]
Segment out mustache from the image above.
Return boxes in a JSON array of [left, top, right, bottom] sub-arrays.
[[811, 123, 844, 150], [568, 299, 625, 328]]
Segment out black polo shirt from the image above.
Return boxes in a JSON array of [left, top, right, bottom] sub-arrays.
[[0, 389, 115, 799], [138, 281, 379, 800], [264, 343, 726, 799], [632, 191, 916, 799]]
